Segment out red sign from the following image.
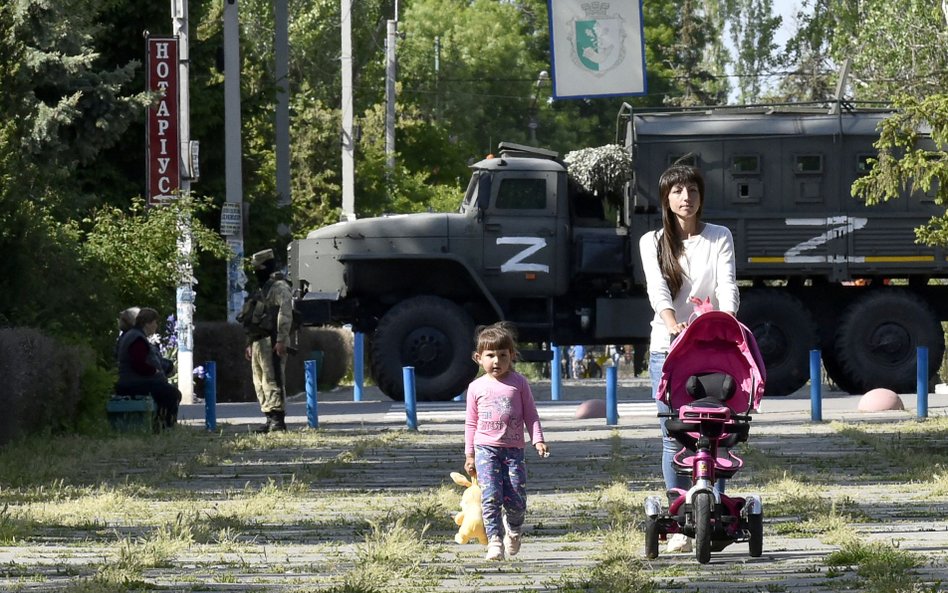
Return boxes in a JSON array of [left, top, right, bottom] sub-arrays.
[[146, 36, 180, 205]]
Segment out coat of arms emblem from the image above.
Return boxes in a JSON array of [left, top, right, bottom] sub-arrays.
[[567, 1, 626, 74]]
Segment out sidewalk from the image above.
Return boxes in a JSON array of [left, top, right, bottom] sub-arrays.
[[178, 378, 948, 429]]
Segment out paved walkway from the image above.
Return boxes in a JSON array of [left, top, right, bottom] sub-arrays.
[[178, 378, 948, 430], [171, 380, 948, 592]]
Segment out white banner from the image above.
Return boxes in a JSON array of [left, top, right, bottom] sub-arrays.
[[548, 0, 647, 99]]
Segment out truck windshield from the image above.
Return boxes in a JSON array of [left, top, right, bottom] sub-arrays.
[[460, 171, 482, 214]]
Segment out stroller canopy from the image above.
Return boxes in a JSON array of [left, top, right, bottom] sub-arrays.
[[657, 311, 766, 414]]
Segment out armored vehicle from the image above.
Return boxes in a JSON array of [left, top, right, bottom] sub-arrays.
[[289, 105, 947, 401]]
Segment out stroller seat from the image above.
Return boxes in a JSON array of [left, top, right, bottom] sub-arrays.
[[666, 371, 751, 479]]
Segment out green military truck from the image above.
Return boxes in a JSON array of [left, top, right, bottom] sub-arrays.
[[289, 104, 947, 401]]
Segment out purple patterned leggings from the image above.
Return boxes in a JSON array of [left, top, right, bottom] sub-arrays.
[[474, 445, 527, 539]]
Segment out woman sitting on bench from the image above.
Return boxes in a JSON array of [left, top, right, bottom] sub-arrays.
[[115, 307, 181, 429]]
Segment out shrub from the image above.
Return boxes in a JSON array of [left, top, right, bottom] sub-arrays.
[[284, 327, 352, 393], [193, 322, 254, 402], [74, 364, 117, 435], [193, 323, 353, 402], [0, 328, 90, 445]]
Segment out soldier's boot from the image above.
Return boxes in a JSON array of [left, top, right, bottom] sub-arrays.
[[270, 411, 287, 432], [254, 412, 274, 433]]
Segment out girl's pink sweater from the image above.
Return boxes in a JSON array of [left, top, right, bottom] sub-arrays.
[[464, 371, 545, 455]]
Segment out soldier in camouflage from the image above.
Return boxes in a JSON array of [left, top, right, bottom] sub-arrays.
[[242, 248, 294, 432]]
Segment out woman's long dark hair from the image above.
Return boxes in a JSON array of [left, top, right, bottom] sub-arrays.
[[656, 165, 705, 299]]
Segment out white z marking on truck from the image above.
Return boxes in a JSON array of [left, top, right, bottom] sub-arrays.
[[784, 216, 868, 263], [497, 237, 550, 273]]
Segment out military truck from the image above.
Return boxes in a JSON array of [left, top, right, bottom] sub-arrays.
[[289, 104, 947, 401]]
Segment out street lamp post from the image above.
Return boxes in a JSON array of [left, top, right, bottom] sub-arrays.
[[528, 70, 549, 145]]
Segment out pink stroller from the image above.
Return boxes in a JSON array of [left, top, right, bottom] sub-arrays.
[[644, 307, 766, 563]]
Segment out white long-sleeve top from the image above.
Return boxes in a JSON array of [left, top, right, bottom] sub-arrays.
[[639, 223, 740, 352]]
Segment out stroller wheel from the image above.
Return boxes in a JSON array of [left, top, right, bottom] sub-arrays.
[[693, 491, 713, 564], [644, 517, 660, 559], [748, 512, 763, 557]]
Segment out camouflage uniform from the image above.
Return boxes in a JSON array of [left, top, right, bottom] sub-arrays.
[[249, 275, 294, 414]]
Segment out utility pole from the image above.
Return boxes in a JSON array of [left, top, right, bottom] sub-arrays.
[[340, 0, 355, 221], [385, 15, 397, 172], [528, 70, 549, 144], [275, 0, 291, 221], [172, 0, 194, 403], [223, 0, 245, 323], [434, 36, 441, 121]]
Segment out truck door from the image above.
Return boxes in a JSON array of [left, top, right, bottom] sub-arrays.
[[481, 170, 565, 296]]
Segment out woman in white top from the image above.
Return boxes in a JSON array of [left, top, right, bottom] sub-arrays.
[[639, 164, 740, 499]]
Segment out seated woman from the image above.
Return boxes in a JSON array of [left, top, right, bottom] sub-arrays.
[[115, 307, 181, 429]]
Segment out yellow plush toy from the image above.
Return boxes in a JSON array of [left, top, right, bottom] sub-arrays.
[[450, 471, 488, 545]]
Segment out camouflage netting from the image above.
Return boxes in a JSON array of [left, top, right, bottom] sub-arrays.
[[563, 144, 634, 206], [0, 328, 89, 445], [193, 323, 352, 402]]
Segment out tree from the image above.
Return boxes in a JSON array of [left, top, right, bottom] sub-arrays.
[[8, 0, 151, 213], [724, 0, 781, 104], [770, 3, 831, 102], [662, 0, 729, 107], [844, 1, 948, 101], [852, 94, 948, 247], [830, 3, 948, 247], [81, 196, 231, 311]]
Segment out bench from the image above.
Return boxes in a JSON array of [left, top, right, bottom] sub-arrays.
[[107, 395, 158, 433]]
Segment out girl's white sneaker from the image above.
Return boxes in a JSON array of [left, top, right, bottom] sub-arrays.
[[504, 530, 522, 556], [666, 533, 693, 553], [485, 536, 505, 560]]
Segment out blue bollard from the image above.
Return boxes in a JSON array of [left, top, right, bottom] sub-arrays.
[[551, 344, 562, 401], [606, 365, 618, 426], [305, 359, 319, 428], [354, 332, 364, 402], [404, 366, 418, 431], [204, 360, 217, 431], [809, 349, 822, 422], [917, 346, 929, 419]]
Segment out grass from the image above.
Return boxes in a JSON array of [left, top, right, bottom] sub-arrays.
[[0, 411, 944, 591], [824, 537, 928, 593], [554, 525, 655, 593]]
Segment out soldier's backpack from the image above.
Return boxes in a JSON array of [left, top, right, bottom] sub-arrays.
[[237, 278, 302, 339]]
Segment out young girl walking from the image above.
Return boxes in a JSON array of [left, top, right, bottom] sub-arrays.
[[463, 321, 549, 561]]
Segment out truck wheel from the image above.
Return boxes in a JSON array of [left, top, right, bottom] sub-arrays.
[[370, 296, 477, 402], [820, 347, 860, 394], [738, 290, 817, 396], [834, 289, 944, 394]]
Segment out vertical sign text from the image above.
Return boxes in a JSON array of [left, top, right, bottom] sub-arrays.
[[146, 36, 180, 205]]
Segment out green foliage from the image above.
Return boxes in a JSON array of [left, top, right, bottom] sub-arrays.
[[73, 364, 117, 435], [9, 0, 150, 208], [399, 0, 543, 155], [779, 0, 947, 103], [725, 0, 782, 104], [0, 328, 91, 445], [351, 102, 466, 217], [0, 200, 120, 356], [80, 196, 232, 311], [844, 0, 948, 101], [851, 94, 948, 247]]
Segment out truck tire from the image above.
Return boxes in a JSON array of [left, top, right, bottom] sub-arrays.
[[737, 290, 817, 396], [369, 296, 478, 402], [834, 289, 944, 394], [820, 347, 861, 394]]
